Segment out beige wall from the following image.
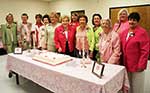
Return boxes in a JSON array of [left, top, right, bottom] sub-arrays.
[[48, 0, 150, 25], [100, 0, 150, 19], [1, 0, 149, 25], [0, 0, 49, 24], [48, 0, 99, 25]]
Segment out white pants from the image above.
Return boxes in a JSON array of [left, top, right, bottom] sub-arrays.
[[128, 71, 145, 93]]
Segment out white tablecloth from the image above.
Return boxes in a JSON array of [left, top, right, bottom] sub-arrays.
[[7, 51, 129, 93]]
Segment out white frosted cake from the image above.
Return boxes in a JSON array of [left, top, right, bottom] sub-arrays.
[[32, 52, 72, 66]]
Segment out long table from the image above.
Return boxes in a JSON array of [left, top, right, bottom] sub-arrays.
[[7, 51, 129, 93]]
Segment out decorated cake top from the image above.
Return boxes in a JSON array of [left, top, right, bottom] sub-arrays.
[[32, 51, 72, 66]]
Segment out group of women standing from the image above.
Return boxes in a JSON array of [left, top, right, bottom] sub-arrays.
[[0, 9, 149, 93]]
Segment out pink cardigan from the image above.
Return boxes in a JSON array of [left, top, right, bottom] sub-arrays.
[[113, 21, 129, 35], [98, 31, 121, 64], [120, 25, 149, 72]]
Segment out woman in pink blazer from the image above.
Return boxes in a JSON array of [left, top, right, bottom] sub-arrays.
[[54, 15, 76, 56], [120, 12, 149, 72], [98, 19, 121, 64], [120, 12, 149, 93]]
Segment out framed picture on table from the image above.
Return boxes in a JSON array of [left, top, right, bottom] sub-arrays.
[[92, 61, 105, 79], [14, 47, 22, 54]]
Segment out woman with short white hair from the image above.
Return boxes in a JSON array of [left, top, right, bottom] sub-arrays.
[[98, 19, 121, 64]]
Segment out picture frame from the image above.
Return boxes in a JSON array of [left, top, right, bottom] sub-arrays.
[[71, 10, 85, 16], [14, 47, 22, 54], [92, 61, 105, 79], [56, 12, 61, 23]]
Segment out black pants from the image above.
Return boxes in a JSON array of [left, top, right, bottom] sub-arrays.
[[65, 41, 69, 55], [0, 48, 7, 55], [93, 49, 98, 61], [65, 41, 75, 57], [74, 49, 89, 58], [57, 41, 75, 57]]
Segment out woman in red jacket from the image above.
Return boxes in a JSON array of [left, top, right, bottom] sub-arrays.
[[120, 12, 149, 93], [54, 15, 76, 56]]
